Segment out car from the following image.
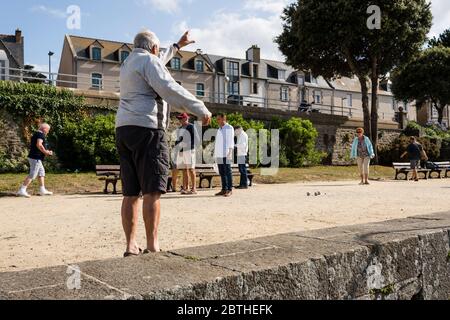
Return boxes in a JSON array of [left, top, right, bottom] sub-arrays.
[[299, 101, 320, 113]]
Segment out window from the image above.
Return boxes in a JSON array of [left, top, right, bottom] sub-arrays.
[[91, 73, 103, 89], [196, 83, 205, 97], [120, 51, 129, 62], [301, 90, 306, 102], [346, 94, 353, 107], [92, 47, 102, 61], [280, 87, 289, 102], [314, 91, 322, 104], [195, 60, 204, 72], [253, 82, 258, 95], [228, 81, 239, 95], [171, 57, 181, 70], [0, 60, 5, 81], [227, 61, 239, 81], [310, 75, 318, 84], [253, 64, 259, 78], [278, 70, 286, 80], [298, 76, 305, 85]]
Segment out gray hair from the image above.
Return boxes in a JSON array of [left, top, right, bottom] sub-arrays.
[[39, 123, 50, 130], [134, 30, 160, 53]]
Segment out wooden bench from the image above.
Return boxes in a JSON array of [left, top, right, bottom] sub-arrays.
[[198, 164, 254, 189], [432, 161, 450, 178], [168, 164, 255, 190], [96, 165, 121, 194], [96, 164, 255, 194], [393, 162, 430, 180]]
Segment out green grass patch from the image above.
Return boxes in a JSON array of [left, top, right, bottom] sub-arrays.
[[0, 166, 395, 196]]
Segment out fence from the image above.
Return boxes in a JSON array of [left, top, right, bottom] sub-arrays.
[[0, 66, 398, 121]]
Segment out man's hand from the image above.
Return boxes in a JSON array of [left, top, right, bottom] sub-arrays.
[[202, 114, 211, 126], [47, 150, 54, 156], [177, 31, 195, 49]]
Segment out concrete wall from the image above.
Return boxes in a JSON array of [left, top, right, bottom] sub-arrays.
[[76, 60, 121, 92], [57, 37, 76, 88], [1, 213, 449, 300], [170, 70, 214, 103], [67, 92, 402, 165]]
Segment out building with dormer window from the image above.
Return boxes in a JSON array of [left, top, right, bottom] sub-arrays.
[[57, 35, 132, 91]]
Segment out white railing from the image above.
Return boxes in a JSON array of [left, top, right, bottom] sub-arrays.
[[0, 66, 398, 121]]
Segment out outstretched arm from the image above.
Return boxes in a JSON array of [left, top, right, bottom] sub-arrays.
[[143, 56, 211, 125], [159, 31, 196, 65]]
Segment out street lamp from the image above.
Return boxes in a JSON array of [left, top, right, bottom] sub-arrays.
[[48, 51, 54, 85]]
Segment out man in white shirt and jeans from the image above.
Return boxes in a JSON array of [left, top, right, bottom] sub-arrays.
[[235, 126, 249, 189], [214, 114, 234, 197]]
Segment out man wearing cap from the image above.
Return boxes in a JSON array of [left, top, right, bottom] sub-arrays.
[[173, 113, 199, 194], [115, 29, 211, 257]]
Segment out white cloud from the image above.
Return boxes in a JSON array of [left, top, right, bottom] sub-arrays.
[[26, 63, 49, 73], [171, 0, 291, 61], [30, 5, 67, 19], [173, 14, 284, 60], [136, 0, 180, 14], [429, 0, 450, 38], [243, 0, 291, 14]]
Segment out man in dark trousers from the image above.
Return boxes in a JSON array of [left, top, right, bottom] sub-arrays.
[[17, 123, 54, 198], [214, 114, 235, 197], [401, 136, 424, 182], [235, 126, 249, 189]]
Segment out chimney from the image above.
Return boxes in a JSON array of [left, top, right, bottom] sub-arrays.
[[246, 45, 260, 63], [15, 29, 22, 43]]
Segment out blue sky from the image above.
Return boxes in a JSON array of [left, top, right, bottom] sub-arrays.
[[1, 0, 449, 73]]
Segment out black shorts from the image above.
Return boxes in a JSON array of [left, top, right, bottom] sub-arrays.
[[116, 126, 169, 196]]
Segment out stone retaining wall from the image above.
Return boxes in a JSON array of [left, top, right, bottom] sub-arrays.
[[0, 89, 402, 167], [1, 212, 449, 300]]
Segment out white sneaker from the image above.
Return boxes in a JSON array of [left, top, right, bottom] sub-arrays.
[[39, 189, 53, 196], [17, 189, 31, 198]]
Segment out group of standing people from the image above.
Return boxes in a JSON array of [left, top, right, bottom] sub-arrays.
[[170, 112, 250, 197]]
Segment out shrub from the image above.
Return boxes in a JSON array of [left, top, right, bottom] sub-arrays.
[[441, 138, 450, 160], [378, 134, 441, 164], [209, 112, 265, 131], [279, 118, 325, 167], [403, 121, 422, 137], [55, 114, 118, 170]]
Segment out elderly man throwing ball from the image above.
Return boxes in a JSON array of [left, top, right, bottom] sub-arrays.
[[115, 30, 212, 257]]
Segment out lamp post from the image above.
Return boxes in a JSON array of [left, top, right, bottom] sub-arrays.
[[48, 51, 54, 86]]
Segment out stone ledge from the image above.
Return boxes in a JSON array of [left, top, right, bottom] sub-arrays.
[[1, 212, 449, 300]]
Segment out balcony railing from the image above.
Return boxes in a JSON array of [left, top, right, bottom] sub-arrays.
[[0, 66, 398, 121]]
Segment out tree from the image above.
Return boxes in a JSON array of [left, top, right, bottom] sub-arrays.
[[22, 65, 47, 84], [276, 0, 432, 161], [391, 47, 450, 125], [429, 28, 450, 48]]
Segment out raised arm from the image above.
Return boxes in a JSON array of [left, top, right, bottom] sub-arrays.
[[159, 45, 177, 66], [159, 31, 196, 66]]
